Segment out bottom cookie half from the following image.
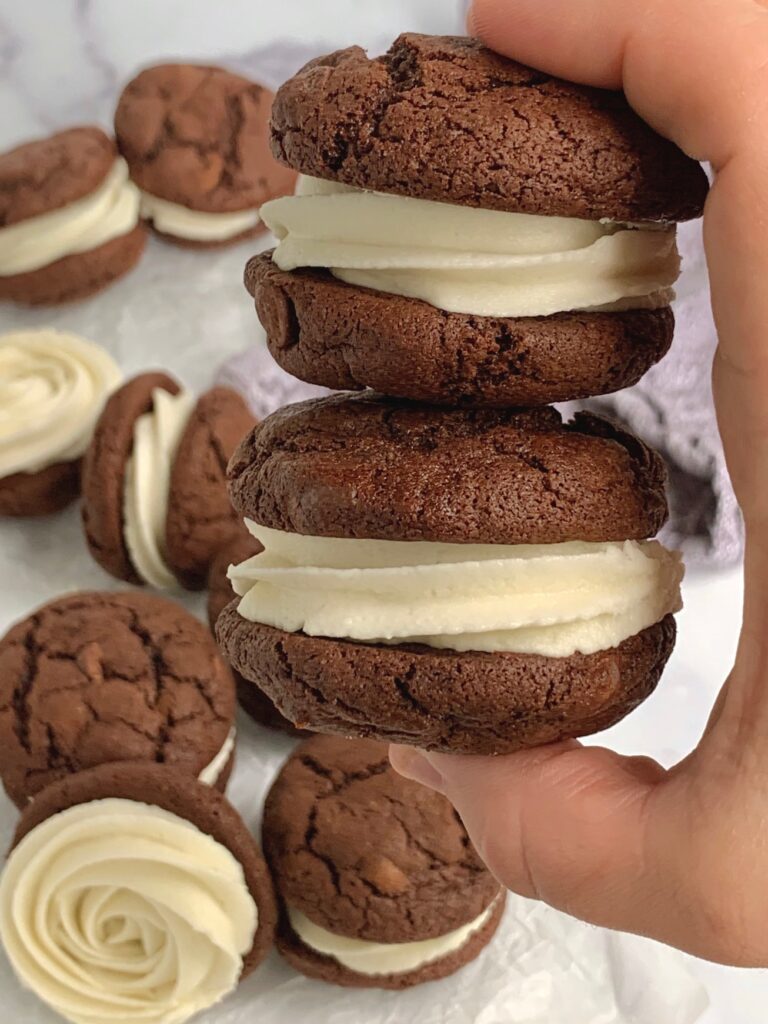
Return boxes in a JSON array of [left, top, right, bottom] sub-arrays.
[[217, 607, 676, 754]]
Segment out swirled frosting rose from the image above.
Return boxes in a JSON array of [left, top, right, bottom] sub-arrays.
[[0, 798, 257, 1024], [0, 330, 122, 477]]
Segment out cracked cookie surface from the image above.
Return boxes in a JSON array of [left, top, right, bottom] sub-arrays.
[[227, 392, 669, 545], [247, 251, 674, 407], [0, 126, 116, 227], [262, 735, 501, 943], [115, 63, 296, 213], [218, 610, 675, 754], [270, 33, 708, 221], [0, 591, 236, 807]]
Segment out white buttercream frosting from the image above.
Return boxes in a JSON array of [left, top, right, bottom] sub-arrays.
[[288, 899, 496, 976], [0, 158, 140, 276], [229, 523, 683, 658], [198, 727, 236, 787], [0, 798, 257, 1024], [140, 192, 261, 242], [123, 387, 195, 590], [259, 174, 679, 318], [0, 330, 122, 477]]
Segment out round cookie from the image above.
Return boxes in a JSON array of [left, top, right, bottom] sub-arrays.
[[166, 386, 257, 588], [2, 763, 276, 1023], [262, 735, 504, 988], [217, 392, 682, 754], [115, 63, 297, 246], [0, 591, 237, 808], [227, 393, 668, 545], [82, 373, 255, 589], [0, 329, 122, 517], [0, 127, 146, 305], [247, 250, 675, 407], [208, 533, 309, 737], [270, 34, 708, 222]]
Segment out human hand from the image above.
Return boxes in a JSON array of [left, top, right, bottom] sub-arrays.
[[391, 0, 768, 966]]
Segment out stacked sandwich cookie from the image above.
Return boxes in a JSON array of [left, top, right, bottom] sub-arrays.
[[218, 33, 708, 753]]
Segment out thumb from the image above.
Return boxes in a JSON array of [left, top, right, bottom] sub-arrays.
[[390, 742, 678, 935]]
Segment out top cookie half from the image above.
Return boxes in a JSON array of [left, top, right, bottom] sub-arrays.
[[269, 33, 707, 222]]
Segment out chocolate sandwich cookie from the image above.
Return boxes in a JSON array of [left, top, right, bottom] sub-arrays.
[[0, 126, 145, 305], [115, 63, 296, 247], [0, 762, 277, 1024], [0, 329, 122, 516], [263, 735, 504, 988], [0, 591, 237, 808], [208, 533, 309, 736], [217, 393, 683, 754], [82, 373, 255, 590], [251, 33, 709, 406]]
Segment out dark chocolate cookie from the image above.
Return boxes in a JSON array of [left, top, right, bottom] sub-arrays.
[[0, 459, 81, 517], [10, 761, 277, 979], [0, 591, 236, 807], [166, 386, 256, 589], [263, 736, 504, 987], [82, 371, 179, 585], [227, 393, 668, 546], [82, 374, 253, 590], [270, 34, 708, 221], [218, 611, 675, 754], [0, 127, 146, 305], [247, 251, 675, 407], [115, 63, 296, 214]]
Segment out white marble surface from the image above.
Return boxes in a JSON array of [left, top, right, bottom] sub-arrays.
[[0, 2, 763, 1022]]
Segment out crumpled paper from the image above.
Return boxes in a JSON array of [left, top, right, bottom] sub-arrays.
[[0, 231, 709, 1023]]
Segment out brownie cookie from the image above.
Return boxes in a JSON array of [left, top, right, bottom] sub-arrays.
[[252, 33, 708, 405], [1, 763, 276, 1024], [262, 735, 504, 987], [247, 251, 675, 407], [217, 392, 683, 754], [270, 33, 707, 221], [82, 373, 255, 590], [0, 329, 122, 517], [0, 591, 237, 808], [115, 63, 296, 246], [0, 126, 146, 304], [208, 534, 309, 736]]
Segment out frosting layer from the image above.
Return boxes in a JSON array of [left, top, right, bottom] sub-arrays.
[[0, 330, 122, 477], [260, 175, 680, 318], [198, 727, 236, 787], [140, 192, 261, 242], [123, 387, 195, 589], [288, 900, 496, 976], [0, 798, 257, 1024], [230, 524, 683, 658], [0, 159, 140, 276]]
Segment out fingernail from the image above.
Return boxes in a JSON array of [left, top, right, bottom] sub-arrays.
[[466, 4, 478, 34], [389, 745, 445, 790]]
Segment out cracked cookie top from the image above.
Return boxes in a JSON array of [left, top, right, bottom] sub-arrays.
[[270, 33, 708, 222], [228, 392, 668, 545], [0, 127, 117, 227], [0, 591, 236, 808], [114, 63, 297, 213], [262, 735, 501, 943]]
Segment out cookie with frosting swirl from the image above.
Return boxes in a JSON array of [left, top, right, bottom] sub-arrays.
[[0, 762, 276, 1024]]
